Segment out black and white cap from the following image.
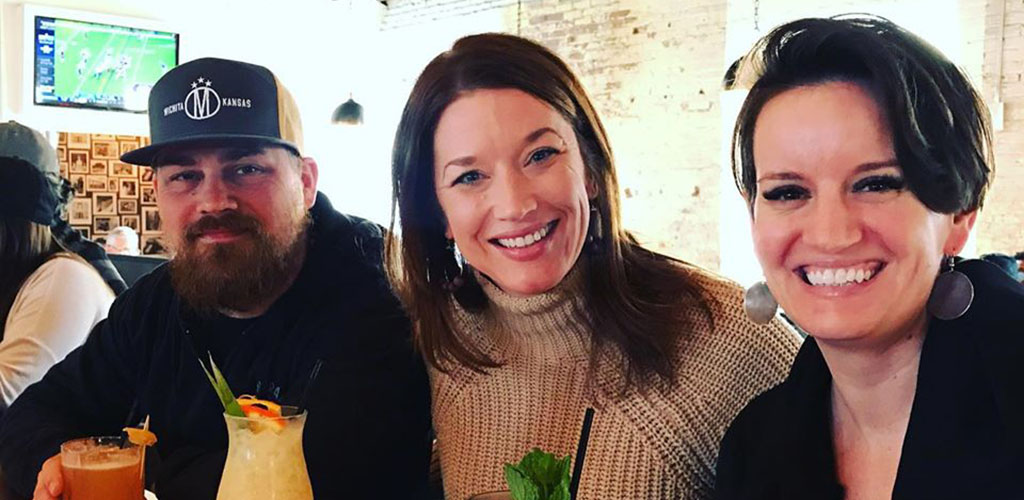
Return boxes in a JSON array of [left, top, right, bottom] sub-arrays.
[[121, 57, 303, 166]]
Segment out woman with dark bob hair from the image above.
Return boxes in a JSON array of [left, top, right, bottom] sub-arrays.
[[389, 33, 800, 499], [715, 15, 1024, 499]]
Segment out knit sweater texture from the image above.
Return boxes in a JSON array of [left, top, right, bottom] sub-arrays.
[[431, 264, 801, 500]]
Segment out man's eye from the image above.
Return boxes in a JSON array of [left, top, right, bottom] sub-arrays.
[[452, 171, 483, 186], [168, 171, 201, 182], [761, 185, 810, 202], [235, 164, 264, 175]]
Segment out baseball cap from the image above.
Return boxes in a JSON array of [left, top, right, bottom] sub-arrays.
[[121, 57, 304, 166], [0, 121, 63, 225]]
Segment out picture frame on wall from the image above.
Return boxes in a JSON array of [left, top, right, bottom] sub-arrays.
[[69, 151, 89, 173], [68, 133, 90, 149], [111, 161, 136, 177], [70, 175, 86, 197], [121, 215, 140, 233], [93, 134, 115, 140], [119, 141, 139, 157], [140, 166, 154, 183], [90, 160, 108, 175], [57, 146, 67, 162], [73, 226, 91, 240], [93, 216, 118, 234], [68, 198, 92, 225], [118, 199, 139, 214], [107, 177, 119, 193], [142, 207, 161, 234], [86, 175, 107, 192], [139, 136, 151, 147], [141, 235, 168, 256], [116, 135, 137, 141], [58, 132, 67, 145], [91, 140, 118, 160], [93, 193, 117, 215], [141, 186, 157, 205], [119, 178, 139, 198]]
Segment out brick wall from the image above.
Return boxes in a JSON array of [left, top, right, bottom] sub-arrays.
[[381, 0, 1024, 272], [980, 0, 1024, 257], [384, 0, 728, 269]]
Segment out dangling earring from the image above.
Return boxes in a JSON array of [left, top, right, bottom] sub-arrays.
[[442, 239, 465, 292], [744, 281, 778, 324], [585, 204, 604, 253], [927, 255, 974, 320]]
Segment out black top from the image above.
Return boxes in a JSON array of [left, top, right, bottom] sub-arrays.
[[715, 259, 1024, 500], [0, 193, 432, 499]]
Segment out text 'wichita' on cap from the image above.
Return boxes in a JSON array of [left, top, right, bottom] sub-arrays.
[[121, 57, 303, 166]]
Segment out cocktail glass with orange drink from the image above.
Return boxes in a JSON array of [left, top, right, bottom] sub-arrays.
[[60, 436, 143, 500]]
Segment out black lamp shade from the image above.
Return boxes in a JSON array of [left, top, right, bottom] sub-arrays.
[[332, 97, 364, 125]]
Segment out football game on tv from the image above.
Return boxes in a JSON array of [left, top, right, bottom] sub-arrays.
[[34, 16, 179, 112]]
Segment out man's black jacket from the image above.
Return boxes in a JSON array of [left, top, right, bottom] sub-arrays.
[[0, 193, 432, 499]]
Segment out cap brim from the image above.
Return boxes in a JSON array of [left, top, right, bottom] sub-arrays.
[[121, 134, 301, 166]]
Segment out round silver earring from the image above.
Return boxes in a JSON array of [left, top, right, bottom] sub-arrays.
[[744, 281, 778, 324], [927, 255, 974, 320]]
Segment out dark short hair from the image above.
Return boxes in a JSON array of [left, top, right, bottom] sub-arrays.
[[388, 33, 710, 390], [731, 15, 992, 214]]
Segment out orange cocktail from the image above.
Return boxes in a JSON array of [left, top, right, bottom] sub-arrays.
[[60, 436, 143, 500]]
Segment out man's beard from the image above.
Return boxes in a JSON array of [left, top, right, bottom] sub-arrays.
[[168, 210, 310, 315]]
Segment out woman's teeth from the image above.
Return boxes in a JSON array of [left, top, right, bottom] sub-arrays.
[[805, 267, 875, 286], [496, 223, 553, 249]]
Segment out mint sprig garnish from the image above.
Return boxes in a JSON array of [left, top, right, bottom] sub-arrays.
[[503, 448, 571, 500]]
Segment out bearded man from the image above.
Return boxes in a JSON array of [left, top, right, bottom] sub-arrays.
[[0, 58, 431, 500]]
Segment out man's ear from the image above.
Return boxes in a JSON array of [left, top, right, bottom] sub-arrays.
[[300, 156, 319, 209]]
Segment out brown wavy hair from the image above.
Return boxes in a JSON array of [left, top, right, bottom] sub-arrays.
[[387, 33, 712, 391], [0, 216, 61, 337]]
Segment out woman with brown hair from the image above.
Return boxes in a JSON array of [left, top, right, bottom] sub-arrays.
[[388, 33, 800, 499], [0, 122, 117, 413]]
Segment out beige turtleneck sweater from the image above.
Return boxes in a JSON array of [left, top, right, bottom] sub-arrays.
[[431, 264, 801, 500]]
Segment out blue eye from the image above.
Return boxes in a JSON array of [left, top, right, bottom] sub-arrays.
[[452, 170, 483, 186], [761, 185, 809, 202], [853, 174, 905, 193], [527, 147, 559, 165]]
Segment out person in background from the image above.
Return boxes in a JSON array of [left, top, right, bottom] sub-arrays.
[[0, 58, 431, 500], [103, 226, 140, 256], [388, 33, 800, 500], [0, 121, 117, 415], [980, 253, 1022, 282], [716, 15, 1024, 499]]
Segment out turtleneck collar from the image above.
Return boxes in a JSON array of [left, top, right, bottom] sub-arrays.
[[462, 262, 592, 363]]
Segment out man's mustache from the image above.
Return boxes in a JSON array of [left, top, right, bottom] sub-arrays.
[[185, 212, 261, 242]]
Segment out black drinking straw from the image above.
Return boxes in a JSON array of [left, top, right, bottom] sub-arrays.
[[296, 359, 324, 414], [568, 407, 595, 500]]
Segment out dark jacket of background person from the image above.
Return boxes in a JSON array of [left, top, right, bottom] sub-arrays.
[[0, 193, 433, 499], [714, 259, 1024, 500]]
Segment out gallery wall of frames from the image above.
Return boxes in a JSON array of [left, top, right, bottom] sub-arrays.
[[56, 132, 167, 256]]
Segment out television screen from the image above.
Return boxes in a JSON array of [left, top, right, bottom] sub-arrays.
[[34, 15, 178, 112]]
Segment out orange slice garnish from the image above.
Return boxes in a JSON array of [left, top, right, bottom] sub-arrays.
[[123, 427, 158, 447], [237, 395, 282, 417]]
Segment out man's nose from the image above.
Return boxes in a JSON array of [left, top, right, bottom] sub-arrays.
[[194, 177, 238, 214]]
